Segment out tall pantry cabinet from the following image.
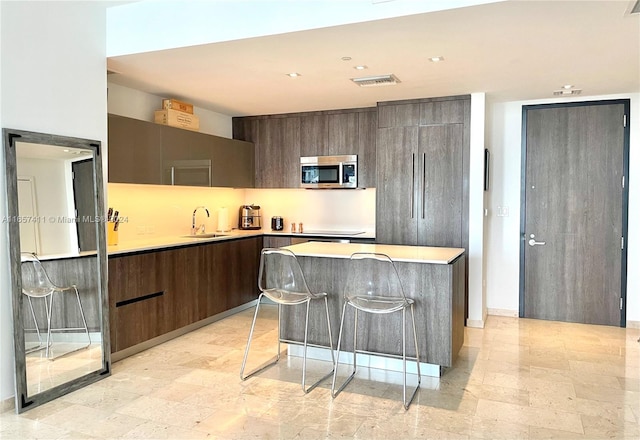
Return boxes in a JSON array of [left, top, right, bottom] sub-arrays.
[[376, 96, 470, 313]]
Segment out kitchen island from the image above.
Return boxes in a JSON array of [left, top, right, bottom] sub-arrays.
[[279, 242, 465, 372]]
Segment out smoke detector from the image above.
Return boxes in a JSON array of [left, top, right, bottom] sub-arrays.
[[351, 74, 401, 87]]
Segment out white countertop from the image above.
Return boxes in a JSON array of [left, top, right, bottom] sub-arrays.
[[264, 229, 375, 239], [108, 230, 264, 255], [282, 242, 464, 264], [107, 228, 375, 256]]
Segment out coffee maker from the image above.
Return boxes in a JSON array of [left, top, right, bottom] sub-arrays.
[[239, 204, 262, 230]]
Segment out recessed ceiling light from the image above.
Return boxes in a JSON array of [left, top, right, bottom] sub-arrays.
[[63, 149, 70, 152], [563, 84, 574, 89], [341, 56, 352, 61], [429, 56, 445, 62], [354, 65, 368, 70], [286, 72, 301, 78]]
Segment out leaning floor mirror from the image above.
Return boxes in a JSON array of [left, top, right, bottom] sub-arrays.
[[2, 129, 110, 413]]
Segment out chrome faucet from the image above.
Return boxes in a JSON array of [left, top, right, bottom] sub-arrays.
[[192, 206, 210, 235]]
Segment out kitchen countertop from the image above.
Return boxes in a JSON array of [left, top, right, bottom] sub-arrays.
[[282, 241, 464, 264], [264, 229, 375, 239], [108, 228, 375, 256]]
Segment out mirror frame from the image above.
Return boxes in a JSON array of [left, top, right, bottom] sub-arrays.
[[2, 128, 111, 413]]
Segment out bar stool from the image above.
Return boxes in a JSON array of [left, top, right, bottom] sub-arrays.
[[21, 252, 91, 358], [240, 248, 335, 393], [331, 252, 421, 409]]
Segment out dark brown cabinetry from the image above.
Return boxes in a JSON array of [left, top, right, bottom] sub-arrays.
[[108, 237, 261, 353], [263, 236, 292, 248], [255, 117, 300, 188], [108, 114, 163, 184], [233, 107, 376, 188], [108, 114, 255, 188]]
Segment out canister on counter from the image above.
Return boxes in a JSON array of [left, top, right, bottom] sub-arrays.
[[271, 216, 284, 231]]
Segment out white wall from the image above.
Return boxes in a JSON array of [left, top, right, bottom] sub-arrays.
[[16, 158, 75, 255], [0, 1, 108, 402], [467, 93, 487, 327], [485, 93, 639, 325], [107, 82, 232, 138]]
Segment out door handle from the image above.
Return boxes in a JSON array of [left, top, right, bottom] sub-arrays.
[[422, 152, 426, 219], [528, 234, 546, 246], [411, 153, 415, 219]]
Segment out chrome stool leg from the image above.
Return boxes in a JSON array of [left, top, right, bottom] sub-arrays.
[[74, 286, 91, 350], [302, 296, 335, 393], [25, 296, 44, 353], [241, 294, 281, 381], [403, 304, 421, 409], [331, 302, 357, 398]]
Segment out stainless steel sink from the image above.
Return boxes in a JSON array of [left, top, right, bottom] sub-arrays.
[[181, 233, 227, 239]]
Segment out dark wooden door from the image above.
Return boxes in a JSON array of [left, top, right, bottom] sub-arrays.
[[522, 102, 627, 326], [417, 124, 463, 247], [72, 159, 96, 252]]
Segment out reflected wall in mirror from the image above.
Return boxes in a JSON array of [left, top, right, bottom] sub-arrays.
[[3, 129, 110, 413]]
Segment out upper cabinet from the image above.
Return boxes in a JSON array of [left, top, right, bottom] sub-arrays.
[[108, 114, 255, 188], [233, 107, 377, 189], [108, 114, 163, 184]]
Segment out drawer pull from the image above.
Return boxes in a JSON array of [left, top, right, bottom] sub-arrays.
[[116, 291, 164, 307]]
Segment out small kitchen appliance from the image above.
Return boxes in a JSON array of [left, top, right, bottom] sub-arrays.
[[239, 204, 262, 230], [300, 155, 358, 189], [271, 216, 284, 231]]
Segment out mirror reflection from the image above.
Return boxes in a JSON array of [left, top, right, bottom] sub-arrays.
[[3, 129, 110, 412], [13, 140, 106, 401]]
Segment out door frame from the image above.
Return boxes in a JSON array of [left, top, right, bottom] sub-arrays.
[[519, 99, 630, 327]]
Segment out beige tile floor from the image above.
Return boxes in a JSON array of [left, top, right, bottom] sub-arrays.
[[1, 305, 639, 439], [26, 343, 104, 396]]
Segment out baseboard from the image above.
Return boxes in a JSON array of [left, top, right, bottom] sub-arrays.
[[487, 308, 519, 317], [626, 320, 640, 329], [111, 300, 257, 362], [466, 319, 485, 329], [1, 396, 14, 413], [287, 344, 441, 377]]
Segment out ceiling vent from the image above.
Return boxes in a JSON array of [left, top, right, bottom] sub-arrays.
[[351, 74, 400, 87], [553, 89, 582, 96]]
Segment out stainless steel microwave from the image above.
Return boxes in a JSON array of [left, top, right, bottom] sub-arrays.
[[300, 155, 358, 189], [163, 159, 211, 187]]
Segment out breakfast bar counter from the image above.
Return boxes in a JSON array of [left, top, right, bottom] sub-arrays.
[[280, 242, 466, 369]]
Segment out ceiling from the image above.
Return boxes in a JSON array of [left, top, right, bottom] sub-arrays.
[[106, 0, 640, 117], [16, 142, 93, 160]]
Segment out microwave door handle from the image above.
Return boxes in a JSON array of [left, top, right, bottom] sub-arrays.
[[338, 162, 343, 185]]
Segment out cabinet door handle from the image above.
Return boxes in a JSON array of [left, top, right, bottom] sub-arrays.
[[411, 153, 415, 219], [170, 166, 176, 185], [422, 153, 426, 219]]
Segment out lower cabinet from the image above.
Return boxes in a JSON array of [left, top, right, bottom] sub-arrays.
[[263, 236, 292, 248], [108, 237, 262, 353]]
